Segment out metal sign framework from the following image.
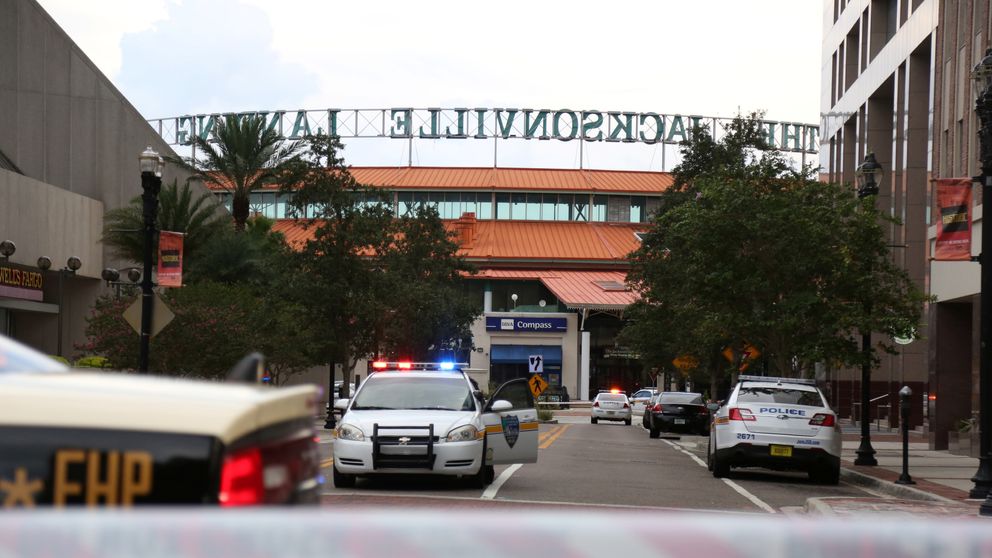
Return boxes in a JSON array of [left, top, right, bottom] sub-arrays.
[[148, 107, 819, 169]]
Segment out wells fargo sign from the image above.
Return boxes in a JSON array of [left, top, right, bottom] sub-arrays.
[[0, 263, 44, 302], [149, 107, 820, 155]]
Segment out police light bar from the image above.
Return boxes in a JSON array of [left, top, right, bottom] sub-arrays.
[[369, 361, 469, 372], [738, 375, 818, 386]]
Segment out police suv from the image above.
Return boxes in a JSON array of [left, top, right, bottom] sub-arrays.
[[707, 375, 841, 484], [332, 362, 538, 488]]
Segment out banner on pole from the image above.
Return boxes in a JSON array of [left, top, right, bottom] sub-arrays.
[[934, 178, 973, 261], [157, 231, 184, 287]]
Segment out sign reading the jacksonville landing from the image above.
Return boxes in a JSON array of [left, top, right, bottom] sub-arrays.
[[149, 107, 819, 154]]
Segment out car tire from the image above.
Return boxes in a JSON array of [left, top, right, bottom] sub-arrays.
[[625, 418, 632, 426], [332, 465, 356, 488], [591, 417, 598, 424], [811, 462, 840, 485], [710, 444, 730, 478], [649, 428, 660, 439]]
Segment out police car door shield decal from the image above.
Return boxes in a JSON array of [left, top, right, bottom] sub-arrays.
[[501, 415, 520, 448]]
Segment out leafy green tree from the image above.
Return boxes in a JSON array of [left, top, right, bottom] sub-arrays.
[[102, 178, 228, 263], [184, 215, 288, 286], [622, 114, 927, 398], [182, 114, 303, 231]]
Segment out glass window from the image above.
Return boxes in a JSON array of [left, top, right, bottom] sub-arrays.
[[591, 195, 607, 222], [275, 194, 290, 218], [541, 194, 555, 221], [606, 196, 629, 222], [413, 192, 430, 214], [463, 193, 477, 217], [630, 196, 645, 223], [736, 387, 825, 407], [526, 193, 541, 220], [555, 194, 572, 221], [659, 393, 705, 405], [490, 379, 534, 410], [477, 194, 493, 220], [573, 197, 588, 222], [398, 192, 414, 216], [441, 192, 458, 219], [511, 193, 526, 220], [352, 376, 475, 411], [496, 194, 510, 219]]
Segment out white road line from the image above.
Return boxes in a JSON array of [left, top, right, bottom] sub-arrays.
[[660, 439, 777, 514], [481, 464, 521, 500]]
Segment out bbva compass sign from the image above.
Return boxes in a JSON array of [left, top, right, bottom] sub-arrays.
[[149, 107, 819, 154]]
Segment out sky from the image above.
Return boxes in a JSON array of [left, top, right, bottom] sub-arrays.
[[36, 0, 823, 171]]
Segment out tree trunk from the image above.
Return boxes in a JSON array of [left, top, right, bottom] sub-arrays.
[[231, 193, 249, 232]]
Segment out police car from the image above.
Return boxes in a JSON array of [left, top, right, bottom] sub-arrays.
[[331, 362, 538, 488], [0, 334, 322, 507], [707, 375, 841, 484]]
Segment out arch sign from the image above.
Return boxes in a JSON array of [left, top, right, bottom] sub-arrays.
[[148, 107, 819, 154]]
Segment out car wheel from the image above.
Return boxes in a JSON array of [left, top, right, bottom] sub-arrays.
[[811, 462, 840, 485], [470, 442, 495, 488], [649, 428, 660, 439], [710, 442, 729, 478], [332, 465, 356, 488], [625, 418, 632, 426], [591, 417, 598, 424]]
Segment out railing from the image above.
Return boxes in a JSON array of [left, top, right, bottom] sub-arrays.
[[852, 393, 891, 431]]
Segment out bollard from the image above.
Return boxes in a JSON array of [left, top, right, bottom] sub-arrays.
[[895, 385, 916, 485]]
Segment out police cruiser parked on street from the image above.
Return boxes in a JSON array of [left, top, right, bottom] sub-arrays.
[[0, 334, 322, 507], [707, 375, 841, 484], [332, 362, 538, 488]]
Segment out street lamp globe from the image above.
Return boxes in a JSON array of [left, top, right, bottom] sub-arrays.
[[0, 240, 15, 259], [127, 268, 142, 283], [66, 256, 81, 272], [855, 152, 882, 199], [101, 268, 120, 283], [139, 147, 160, 175], [36, 256, 51, 271]]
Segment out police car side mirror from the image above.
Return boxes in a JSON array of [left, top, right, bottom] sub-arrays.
[[489, 400, 513, 413], [333, 398, 350, 411], [227, 352, 267, 384]]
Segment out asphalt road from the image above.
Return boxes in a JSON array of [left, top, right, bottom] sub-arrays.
[[318, 417, 875, 513]]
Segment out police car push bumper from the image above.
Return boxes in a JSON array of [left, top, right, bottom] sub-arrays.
[[334, 425, 486, 475]]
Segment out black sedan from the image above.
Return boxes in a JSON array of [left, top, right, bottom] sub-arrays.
[[645, 392, 710, 438]]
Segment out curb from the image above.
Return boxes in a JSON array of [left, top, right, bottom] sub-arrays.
[[839, 467, 954, 503], [539, 419, 559, 424]]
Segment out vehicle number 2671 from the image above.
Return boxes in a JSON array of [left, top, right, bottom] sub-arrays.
[[736, 433, 755, 441]]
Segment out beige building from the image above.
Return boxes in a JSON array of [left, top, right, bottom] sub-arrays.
[[0, 0, 191, 357]]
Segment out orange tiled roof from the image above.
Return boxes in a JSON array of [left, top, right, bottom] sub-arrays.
[[208, 166, 672, 194], [474, 269, 637, 309], [271, 219, 646, 263]]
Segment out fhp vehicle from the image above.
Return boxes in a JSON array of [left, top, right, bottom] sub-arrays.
[[0, 334, 322, 507], [591, 390, 632, 425], [707, 375, 841, 484], [332, 362, 538, 488]]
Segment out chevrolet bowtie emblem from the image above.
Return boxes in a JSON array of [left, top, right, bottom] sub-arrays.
[[398, 437, 411, 445]]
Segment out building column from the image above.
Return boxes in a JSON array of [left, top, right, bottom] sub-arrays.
[[580, 331, 590, 401], [483, 281, 492, 313]]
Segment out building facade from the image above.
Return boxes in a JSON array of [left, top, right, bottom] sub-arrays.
[[821, 0, 992, 448], [0, 0, 192, 358], [819, 0, 936, 429]]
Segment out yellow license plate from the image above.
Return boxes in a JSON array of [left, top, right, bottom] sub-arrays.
[[770, 445, 792, 457]]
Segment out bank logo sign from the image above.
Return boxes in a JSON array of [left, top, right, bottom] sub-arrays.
[[150, 107, 819, 154], [486, 317, 568, 332]]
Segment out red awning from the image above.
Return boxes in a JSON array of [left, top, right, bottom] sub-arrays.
[[474, 269, 637, 310]]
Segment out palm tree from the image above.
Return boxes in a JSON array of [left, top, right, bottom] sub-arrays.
[[102, 179, 229, 263], [184, 114, 304, 231]]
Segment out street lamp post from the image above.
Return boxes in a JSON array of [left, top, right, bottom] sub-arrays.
[[854, 151, 882, 467], [101, 267, 142, 299], [138, 147, 164, 373], [970, 49, 992, 510]]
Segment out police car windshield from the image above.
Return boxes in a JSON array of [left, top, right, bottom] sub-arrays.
[[351, 376, 474, 411], [737, 387, 824, 407], [0, 335, 68, 374]]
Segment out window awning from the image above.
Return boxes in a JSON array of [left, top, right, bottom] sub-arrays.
[[474, 269, 637, 311], [490, 345, 563, 365]]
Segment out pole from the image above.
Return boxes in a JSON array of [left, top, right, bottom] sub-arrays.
[[56, 270, 64, 357], [973, 69, 992, 507], [895, 386, 915, 485], [138, 169, 161, 373], [324, 361, 337, 429]]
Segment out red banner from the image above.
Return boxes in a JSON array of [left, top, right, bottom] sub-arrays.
[[934, 178, 973, 261], [157, 231, 184, 287]]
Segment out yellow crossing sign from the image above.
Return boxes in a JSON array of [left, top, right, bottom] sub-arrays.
[[529, 374, 549, 398]]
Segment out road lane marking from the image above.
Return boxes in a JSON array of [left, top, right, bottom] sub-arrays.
[[481, 464, 521, 500], [539, 425, 570, 449], [659, 438, 776, 514], [538, 425, 561, 443], [320, 458, 334, 470]]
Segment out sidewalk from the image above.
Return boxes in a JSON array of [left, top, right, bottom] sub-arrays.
[[809, 425, 985, 516]]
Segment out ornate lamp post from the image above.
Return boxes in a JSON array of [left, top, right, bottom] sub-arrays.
[[138, 147, 164, 373], [854, 151, 882, 466], [970, 49, 992, 511]]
